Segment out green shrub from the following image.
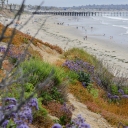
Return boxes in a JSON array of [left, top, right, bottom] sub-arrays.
[[9, 57, 18, 65], [67, 70, 79, 84], [87, 84, 99, 98], [110, 84, 118, 95], [21, 58, 67, 86], [41, 86, 65, 104], [78, 71, 91, 86], [24, 83, 34, 92], [20, 58, 69, 104], [122, 87, 128, 94]]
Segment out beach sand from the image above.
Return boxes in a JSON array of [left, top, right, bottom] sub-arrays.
[[20, 15, 128, 76], [1, 14, 128, 77]]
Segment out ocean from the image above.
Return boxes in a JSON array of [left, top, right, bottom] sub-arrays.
[[58, 15, 128, 50]]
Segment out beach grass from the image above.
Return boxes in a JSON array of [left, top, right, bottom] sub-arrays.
[[63, 48, 128, 126]]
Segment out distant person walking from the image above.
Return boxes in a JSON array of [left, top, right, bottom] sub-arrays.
[[85, 36, 87, 40], [91, 27, 93, 31]]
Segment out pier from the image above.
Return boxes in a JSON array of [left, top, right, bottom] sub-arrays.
[[32, 11, 128, 17]]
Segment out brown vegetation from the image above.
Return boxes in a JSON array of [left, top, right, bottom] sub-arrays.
[[0, 23, 63, 54], [69, 82, 128, 126]]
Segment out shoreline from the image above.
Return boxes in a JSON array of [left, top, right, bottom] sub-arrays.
[[1, 14, 128, 76]]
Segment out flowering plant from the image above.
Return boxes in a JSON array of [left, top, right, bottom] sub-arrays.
[[0, 97, 38, 128]]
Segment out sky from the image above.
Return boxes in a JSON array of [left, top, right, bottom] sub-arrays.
[[8, 0, 128, 7]]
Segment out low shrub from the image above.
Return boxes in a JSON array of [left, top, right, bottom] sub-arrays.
[[46, 102, 73, 125], [21, 58, 67, 85], [78, 71, 91, 87], [20, 58, 70, 104], [87, 84, 99, 98]]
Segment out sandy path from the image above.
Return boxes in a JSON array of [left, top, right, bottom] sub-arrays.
[[68, 93, 114, 128]]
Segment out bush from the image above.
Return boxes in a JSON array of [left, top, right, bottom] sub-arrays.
[[46, 102, 72, 125], [21, 58, 68, 86], [20, 58, 69, 104], [78, 71, 91, 87], [87, 84, 99, 98], [110, 84, 118, 95]]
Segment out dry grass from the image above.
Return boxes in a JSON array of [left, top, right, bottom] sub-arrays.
[[32, 115, 53, 128], [0, 23, 63, 54], [64, 48, 128, 126], [0, 69, 5, 82], [64, 48, 97, 65], [69, 82, 128, 126]]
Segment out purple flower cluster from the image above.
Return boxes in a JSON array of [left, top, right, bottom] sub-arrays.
[[118, 89, 125, 95], [107, 90, 128, 101], [0, 97, 38, 128], [66, 114, 91, 128], [52, 123, 62, 128], [121, 95, 128, 98], [0, 46, 24, 59], [107, 93, 120, 100], [0, 46, 6, 52], [28, 98, 39, 110], [63, 59, 94, 74], [61, 103, 73, 114]]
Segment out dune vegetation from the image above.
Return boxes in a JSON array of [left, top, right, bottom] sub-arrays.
[[0, 21, 128, 128]]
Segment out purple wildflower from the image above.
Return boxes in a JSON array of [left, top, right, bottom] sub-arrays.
[[52, 123, 62, 128], [28, 98, 38, 110], [5, 104, 15, 110], [121, 95, 128, 98], [2, 120, 9, 128], [81, 122, 91, 128], [118, 89, 124, 95], [17, 123, 29, 128], [66, 114, 90, 128], [5, 97, 17, 105]]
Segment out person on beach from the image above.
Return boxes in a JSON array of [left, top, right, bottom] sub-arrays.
[[85, 36, 87, 40], [91, 27, 93, 31]]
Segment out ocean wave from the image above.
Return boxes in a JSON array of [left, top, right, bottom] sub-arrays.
[[103, 16, 128, 21], [113, 25, 128, 35], [113, 25, 128, 29]]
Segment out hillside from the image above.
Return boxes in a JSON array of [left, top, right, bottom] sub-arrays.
[[0, 14, 128, 128]]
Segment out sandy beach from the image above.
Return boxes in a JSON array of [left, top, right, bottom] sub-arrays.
[[1, 14, 128, 76]]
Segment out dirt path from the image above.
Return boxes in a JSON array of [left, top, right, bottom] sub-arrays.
[[68, 93, 114, 128], [30, 43, 62, 64]]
